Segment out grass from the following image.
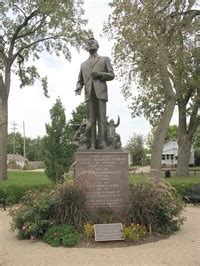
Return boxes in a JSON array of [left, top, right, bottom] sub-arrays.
[[0, 171, 52, 204], [1, 170, 200, 204], [129, 174, 200, 198], [129, 174, 200, 184], [0, 171, 51, 188]]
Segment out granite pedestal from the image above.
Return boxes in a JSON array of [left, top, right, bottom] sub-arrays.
[[75, 151, 129, 213]]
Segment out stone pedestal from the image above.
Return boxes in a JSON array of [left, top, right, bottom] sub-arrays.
[[75, 151, 129, 213]]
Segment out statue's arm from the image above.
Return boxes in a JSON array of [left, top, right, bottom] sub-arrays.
[[99, 57, 115, 81], [75, 67, 84, 95]]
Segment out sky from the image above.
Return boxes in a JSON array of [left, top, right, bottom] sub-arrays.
[[7, 0, 178, 146]]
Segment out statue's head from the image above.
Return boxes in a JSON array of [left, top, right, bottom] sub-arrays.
[[110, 119, 114, 125], [87, 37, 99, 53]]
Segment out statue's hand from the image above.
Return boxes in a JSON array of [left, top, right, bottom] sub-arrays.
[[75, 89, 82, 95], [75, 85, 82, 95], [91, 71, 101, 79]]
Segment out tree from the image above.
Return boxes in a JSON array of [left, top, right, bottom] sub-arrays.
[[193, 126, 200, 166], [7, 132, 24, 155], [25, 137, 44, 161], [105, 0, 200, 177], [69, 102, 87, 128], [126, 133, 146, 166], [165, 125, 179, 142], [43, 98, 70, 183], [0, 0, 90, 180]]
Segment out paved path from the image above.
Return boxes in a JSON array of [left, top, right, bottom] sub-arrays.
[[0, 206, 200, 266]]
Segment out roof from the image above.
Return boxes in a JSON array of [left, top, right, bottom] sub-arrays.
[[7, 154, 28, 161], [162, 140, 194, 154]]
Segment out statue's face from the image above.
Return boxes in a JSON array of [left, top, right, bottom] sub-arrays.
[[88, 38, 99, 52]]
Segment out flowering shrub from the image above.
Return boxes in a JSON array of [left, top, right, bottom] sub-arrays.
[[10, 182, 87, 241], [10, 189, 56, 239], [128, 179, 185, 234], [123, 224, 148, 241], [83, 223, 94, 240]]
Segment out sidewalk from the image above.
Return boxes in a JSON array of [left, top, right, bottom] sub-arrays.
[[0, 206, 200, 266]]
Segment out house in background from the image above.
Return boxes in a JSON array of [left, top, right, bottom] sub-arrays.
[[7, 154, 28, 169], [162, 140, 195, 167]]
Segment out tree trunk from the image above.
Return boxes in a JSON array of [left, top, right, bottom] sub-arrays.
[[150, 100, 176, 179], [176, 134, 191, 176], [0, 75, 8, 180]]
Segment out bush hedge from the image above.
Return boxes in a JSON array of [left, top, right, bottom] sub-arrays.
[[0, 184, 53, 204]]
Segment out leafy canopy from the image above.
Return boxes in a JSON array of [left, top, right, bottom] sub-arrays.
[[105, 0, 200, 126], [0, 0, 91, 93]]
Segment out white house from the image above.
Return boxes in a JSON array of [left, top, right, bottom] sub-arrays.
[[162, 140, 194, 167], [7, 154, 28, 169]]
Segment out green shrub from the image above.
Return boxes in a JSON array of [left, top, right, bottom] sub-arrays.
[[128, 179, 185, 234], [0, 184, 53, 204], [43, 224, 81, 247], [10, 190, 56, 239], [123, 224, 148, 241], [53, 182, 86, 228], [168, 180, 199, 199]]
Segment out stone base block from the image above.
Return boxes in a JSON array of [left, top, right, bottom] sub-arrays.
[[75, 151, 129, 213]]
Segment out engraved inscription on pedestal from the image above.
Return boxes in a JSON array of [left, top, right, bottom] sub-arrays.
[[75, 152, 129, 212]]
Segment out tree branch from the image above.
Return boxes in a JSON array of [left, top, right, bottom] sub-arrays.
[[13, 4, 26, 18], [17, 54, 25, 87], [16, 16, 47, 40], [12, 35, 64, 63], [9, 9, 39, 58], [0, 50, 8, 64]]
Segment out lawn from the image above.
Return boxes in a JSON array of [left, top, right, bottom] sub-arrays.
[[1, 170, 200, 204], [0, 171, 51, 188], [0, 171, 52, 204], [129, 174, 200, 197]]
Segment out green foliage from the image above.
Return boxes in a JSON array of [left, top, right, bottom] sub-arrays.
[[126, 133, 146, 165], [1, 0, 90, 90], [105, 0, 200, 126], [123, 224, 147, 241], [10, 181, 85, 242], [129, 174, 200, 199], [0, 171, 52, 204], [165, 125, 179, 142], [43, 98, 73, 183], [69, 102, 87, 128], [128, 179, 185, 234], [105, 0, 200, 175], [54, 182, 86, 229], [7, 133, 44, 161], [7, 132, 24, 156], [10, 190, 56, 239], [43, 224, 81, 247]]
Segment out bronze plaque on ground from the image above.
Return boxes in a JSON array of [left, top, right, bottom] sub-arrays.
[[94, 223, 123, 241], [75, 151, 129, 212]]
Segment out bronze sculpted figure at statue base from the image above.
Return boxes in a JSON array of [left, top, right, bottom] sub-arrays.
[[75, 37, 121, 150]]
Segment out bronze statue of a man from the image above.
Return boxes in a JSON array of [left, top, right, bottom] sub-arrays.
[[75, 37, 115, 149]]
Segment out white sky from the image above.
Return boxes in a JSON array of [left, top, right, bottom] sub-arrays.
[[7, 0, 178, 146]]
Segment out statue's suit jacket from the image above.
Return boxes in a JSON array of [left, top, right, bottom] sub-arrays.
[[76, 55, 115, 102]]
